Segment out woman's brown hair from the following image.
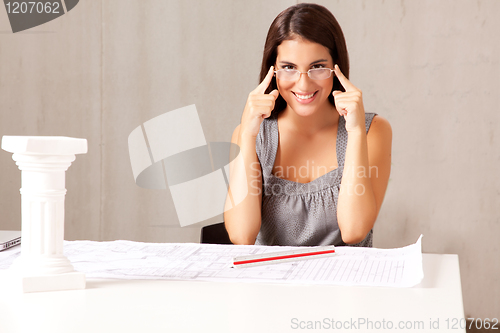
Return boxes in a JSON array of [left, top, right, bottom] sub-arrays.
[[260, 3, 349, 115]]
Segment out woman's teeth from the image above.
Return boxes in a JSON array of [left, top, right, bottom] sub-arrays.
[[294, 92, 315, 99]]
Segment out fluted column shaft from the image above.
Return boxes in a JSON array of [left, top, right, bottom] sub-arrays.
[[14, 153, 75, 275]]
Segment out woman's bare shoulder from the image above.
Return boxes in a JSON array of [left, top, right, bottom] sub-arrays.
[[368, 115, 392, 139], [231, 124, 241, 144]]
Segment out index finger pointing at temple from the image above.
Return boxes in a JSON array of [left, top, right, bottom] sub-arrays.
[[334, 64, 357, 92], [253, 66, 275, 95]]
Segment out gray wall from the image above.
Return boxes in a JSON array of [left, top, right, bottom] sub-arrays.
[[0, 0, 498, 318]]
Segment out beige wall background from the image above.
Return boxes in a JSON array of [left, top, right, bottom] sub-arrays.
[[0, 0, 498, 318]]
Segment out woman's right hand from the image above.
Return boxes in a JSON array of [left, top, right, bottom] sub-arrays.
[[239, 66, 280, 140]]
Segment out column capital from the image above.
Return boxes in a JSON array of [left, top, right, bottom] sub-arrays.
[[2, 136, 87, 155]]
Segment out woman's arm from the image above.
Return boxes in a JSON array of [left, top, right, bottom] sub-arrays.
[[223, 125, 263, 245], [333, 65, 392, 244], [224, 67, 280, 245], [337, 116, 392, 244]]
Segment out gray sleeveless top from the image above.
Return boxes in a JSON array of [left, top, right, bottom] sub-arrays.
[[255, 112, 377, 247]]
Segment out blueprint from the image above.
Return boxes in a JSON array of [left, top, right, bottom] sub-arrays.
[[0, 235, 423, 287]]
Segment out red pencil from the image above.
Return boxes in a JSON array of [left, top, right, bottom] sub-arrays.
[[232, 246, 336, 268]]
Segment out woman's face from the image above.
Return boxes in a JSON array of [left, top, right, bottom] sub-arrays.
[[275, 38, 334, 117]]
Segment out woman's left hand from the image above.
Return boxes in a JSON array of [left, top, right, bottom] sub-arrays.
[[332, 64, 366, 134]]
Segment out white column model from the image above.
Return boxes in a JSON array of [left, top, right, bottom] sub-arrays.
[[1, 136, 87, 293]]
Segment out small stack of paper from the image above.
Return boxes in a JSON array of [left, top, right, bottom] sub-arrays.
[[0, 235, 423, 287]]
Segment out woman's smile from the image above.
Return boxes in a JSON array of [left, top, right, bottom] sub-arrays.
[[292, 90, 319, 103]]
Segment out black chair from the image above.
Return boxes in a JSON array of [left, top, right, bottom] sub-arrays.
[[200, 222, 233, 244]]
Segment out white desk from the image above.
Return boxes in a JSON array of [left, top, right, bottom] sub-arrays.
[[0, 253, 465, 333]]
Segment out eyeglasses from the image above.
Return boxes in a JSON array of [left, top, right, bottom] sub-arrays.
[[274, 68, 335, 81]]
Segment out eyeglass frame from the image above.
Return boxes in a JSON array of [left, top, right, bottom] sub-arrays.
[[273, 68, 335, 81]]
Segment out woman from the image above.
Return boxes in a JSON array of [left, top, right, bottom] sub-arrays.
[[224, 3, 392, 247]]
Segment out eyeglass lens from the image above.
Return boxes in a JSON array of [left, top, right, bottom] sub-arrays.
[[276, 68, 333, 81]]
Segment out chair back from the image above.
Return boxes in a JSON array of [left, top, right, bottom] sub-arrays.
[[200, 222, 233, 244]]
